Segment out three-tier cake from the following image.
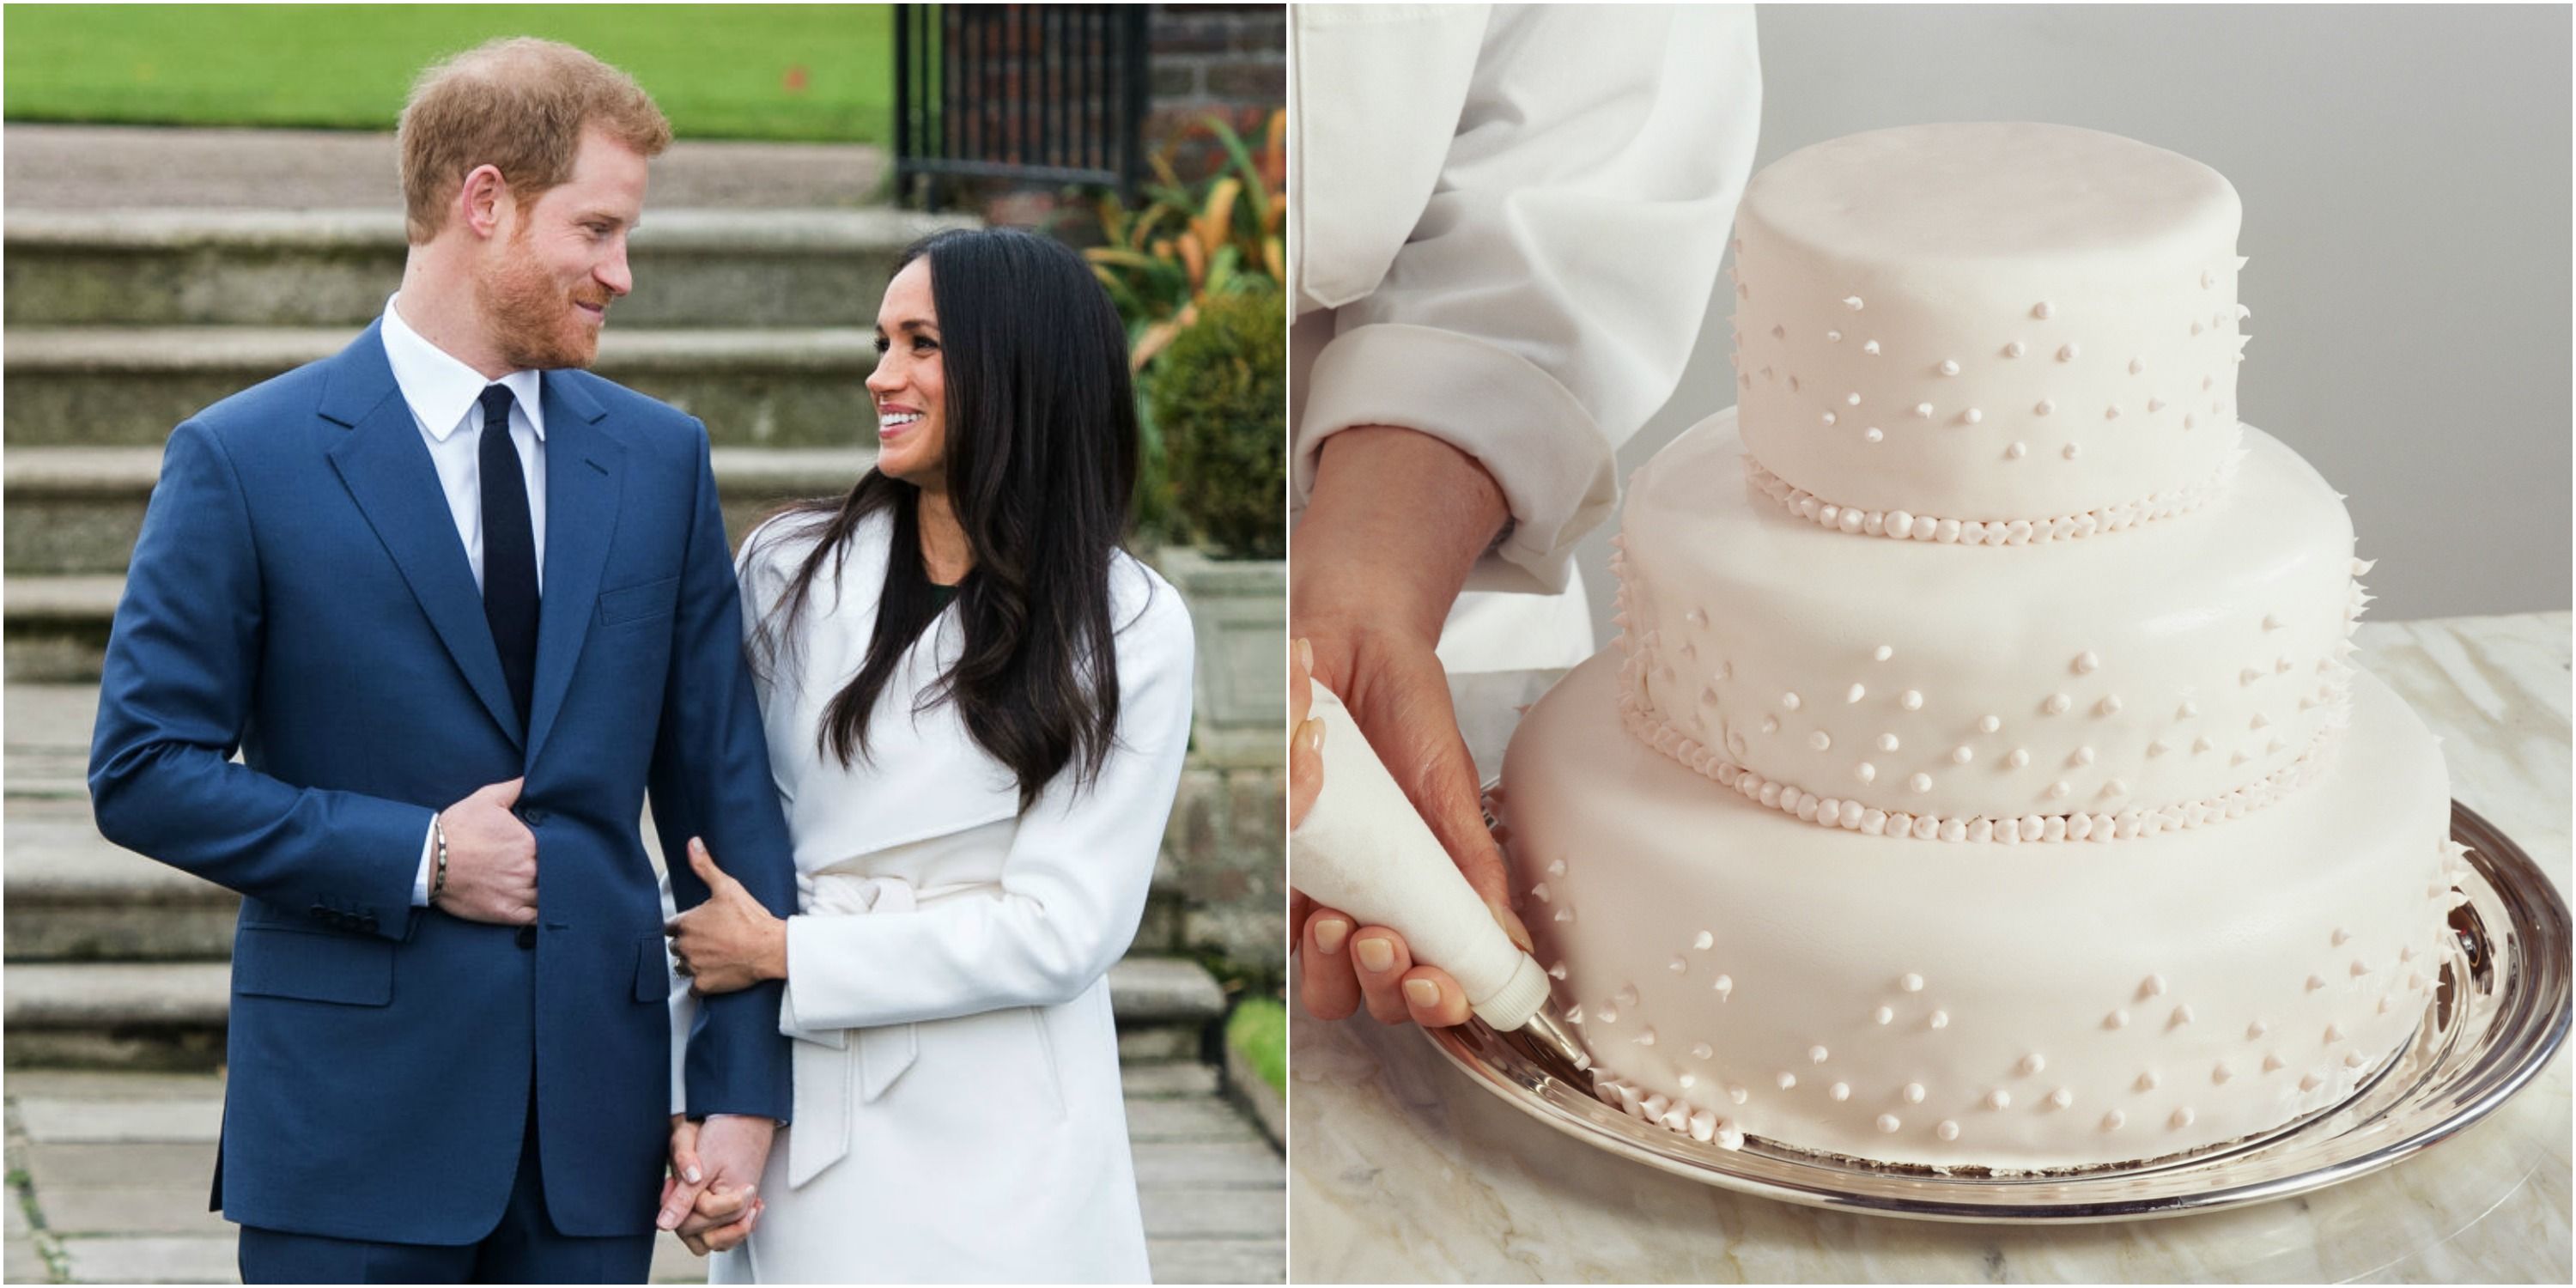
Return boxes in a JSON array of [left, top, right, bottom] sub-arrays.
[[1499, 123, 2463, 1170]]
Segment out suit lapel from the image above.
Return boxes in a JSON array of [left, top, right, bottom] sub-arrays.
[[321, 324, 524, 749], [523, 372, 621, 768]]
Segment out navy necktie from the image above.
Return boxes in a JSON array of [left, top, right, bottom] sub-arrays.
[[477, 385, 539, 731]]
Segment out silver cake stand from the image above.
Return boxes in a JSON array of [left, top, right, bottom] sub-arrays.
[[1425, 801, 2569, 1224]]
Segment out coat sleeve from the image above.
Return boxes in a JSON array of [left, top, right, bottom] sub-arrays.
[[774, 584, 1195, 1031], [88, 419, 430, 940], [1294, 4, 1762, 593], [646, 428, 799, 1121]]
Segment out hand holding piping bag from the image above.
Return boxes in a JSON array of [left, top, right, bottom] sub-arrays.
[[1291, 650, 1590, 1072], [1288, 635, 1471, 1027]]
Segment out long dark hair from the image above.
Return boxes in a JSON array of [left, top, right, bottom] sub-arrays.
[[748, 228, 1140, 809]]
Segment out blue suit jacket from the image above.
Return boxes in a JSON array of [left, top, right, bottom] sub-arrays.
[[88, 321, 799, 1243]]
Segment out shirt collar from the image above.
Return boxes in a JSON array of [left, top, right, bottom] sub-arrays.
[[380, 295, 547, 443]]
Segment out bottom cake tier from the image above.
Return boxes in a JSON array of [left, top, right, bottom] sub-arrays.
[[1500, 653, 2461, 1170]]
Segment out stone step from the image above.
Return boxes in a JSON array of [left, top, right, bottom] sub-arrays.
[[4, 444, 873, 576], [7, 325, 888, 450], [4, 801, 240, 960], [9, 1058, 1279, 1284], [3, 576, 124, 682], [2, 956, 1228, 1072], [3, 679, 1200, 958], [3, 791, 1197, 964], [4, 207, 967, 329], [5, 125, 891, 213], [3, 812, 1197, 963]]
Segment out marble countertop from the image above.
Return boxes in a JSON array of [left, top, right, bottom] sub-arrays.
[[1290, 613, 2571, 1283]]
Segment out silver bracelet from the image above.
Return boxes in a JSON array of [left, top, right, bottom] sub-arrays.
[[430, 814, 450, 902]]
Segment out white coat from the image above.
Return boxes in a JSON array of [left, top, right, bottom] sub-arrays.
[[681, 508, 1194, 1284], [1290, 3, 1762, 671]]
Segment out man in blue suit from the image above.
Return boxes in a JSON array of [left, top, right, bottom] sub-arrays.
[[88, 38, 794, 1281]]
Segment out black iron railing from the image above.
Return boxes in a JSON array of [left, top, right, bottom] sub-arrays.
[[892, 3, 1151, 210]]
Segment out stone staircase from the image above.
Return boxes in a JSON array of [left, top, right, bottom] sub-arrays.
[[5, 682, 1225, 1072], [3, 148, 1234, 1078], [4, 203, 974, 681]]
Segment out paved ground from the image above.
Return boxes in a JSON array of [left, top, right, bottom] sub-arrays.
[[4, 125, 888, 210], [1, 1066, 1282, 1284]]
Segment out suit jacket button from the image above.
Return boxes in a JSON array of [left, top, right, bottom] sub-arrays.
[[515, 926, 537, 949]]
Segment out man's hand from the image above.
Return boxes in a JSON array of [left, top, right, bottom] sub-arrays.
[[665, 839, 787, 994], [1291, 426, 1529, 1032], [658, 1114, 771, 1255], [432, 778, 537, 925]]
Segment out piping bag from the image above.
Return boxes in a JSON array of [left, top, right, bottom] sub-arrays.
[[1293, 682, 1592, 1077]]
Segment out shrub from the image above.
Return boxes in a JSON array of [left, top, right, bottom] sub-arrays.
[[1150, 283, 1284, 560]]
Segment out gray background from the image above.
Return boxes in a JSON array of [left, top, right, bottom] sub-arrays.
[[1584, 3, 2573, 637]]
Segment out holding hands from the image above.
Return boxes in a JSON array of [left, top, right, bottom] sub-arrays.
[[665, 838, 787, 993], [659, 1114, 770, 1255]]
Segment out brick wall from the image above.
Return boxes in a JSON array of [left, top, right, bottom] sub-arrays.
[[1146, 3, 1285, 179]]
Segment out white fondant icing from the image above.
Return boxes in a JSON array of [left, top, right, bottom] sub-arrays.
[[1504, 124, 2447, 1176], [1621, 417, 2359, 834], [1733, 125, 2243, 526], [1505, 659, 2450, 1168]]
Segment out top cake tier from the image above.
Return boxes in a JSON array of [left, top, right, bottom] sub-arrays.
[[1731, 123, 2245, 531]]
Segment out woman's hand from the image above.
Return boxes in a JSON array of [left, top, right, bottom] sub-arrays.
[[665, 838, 787, 994], [658, 1114, 763, 1255], [1290, 427, 1530, 1031]]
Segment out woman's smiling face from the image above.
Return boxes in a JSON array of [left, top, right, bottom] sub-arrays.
[[866, 258, 946, 488]]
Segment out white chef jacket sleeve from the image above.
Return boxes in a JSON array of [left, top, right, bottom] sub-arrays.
[[772, 574, 1194, 1030], [1296, 3, 1761, 594]]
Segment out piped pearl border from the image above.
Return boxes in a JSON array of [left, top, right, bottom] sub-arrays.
[[1742, 447, 2240, 545], [1612, 649, 2342, 843], [1583, 1048, 2405, 1174], [1606, 553, 2376, 843], [1589, 1066, 1747, 1150]]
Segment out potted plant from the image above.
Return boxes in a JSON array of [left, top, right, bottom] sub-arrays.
[[1147, 282, 1285, 768], [1071, 110, 1284, 549]]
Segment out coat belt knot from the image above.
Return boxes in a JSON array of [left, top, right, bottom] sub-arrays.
[[781, 872, 987, 1187]]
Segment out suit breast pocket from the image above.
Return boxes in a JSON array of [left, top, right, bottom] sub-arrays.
[[597, 575, 680, 629], [233, 926, 395, 1006]]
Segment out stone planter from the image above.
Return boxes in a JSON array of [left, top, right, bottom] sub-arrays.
[[1153, 545, 1285, 770]]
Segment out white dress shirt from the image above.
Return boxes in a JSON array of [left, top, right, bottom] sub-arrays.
[[379, 295, 549, 904], [1290, 4, 1761, 671]]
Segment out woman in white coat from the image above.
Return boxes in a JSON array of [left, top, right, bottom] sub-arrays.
[[661, 227, 1194, 1283]]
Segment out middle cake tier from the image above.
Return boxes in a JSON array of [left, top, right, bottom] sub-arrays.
[[1618, 409, 2365, 837]]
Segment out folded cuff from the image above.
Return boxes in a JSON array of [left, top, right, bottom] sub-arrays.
[[1294, 321, 1618, 594]]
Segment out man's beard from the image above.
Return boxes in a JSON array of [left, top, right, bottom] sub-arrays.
[[476, 233, 609, 370]]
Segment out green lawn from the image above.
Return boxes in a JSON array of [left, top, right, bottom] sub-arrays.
[[4, 4, 893, 143], [1226, 995, 1285, 1094]]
